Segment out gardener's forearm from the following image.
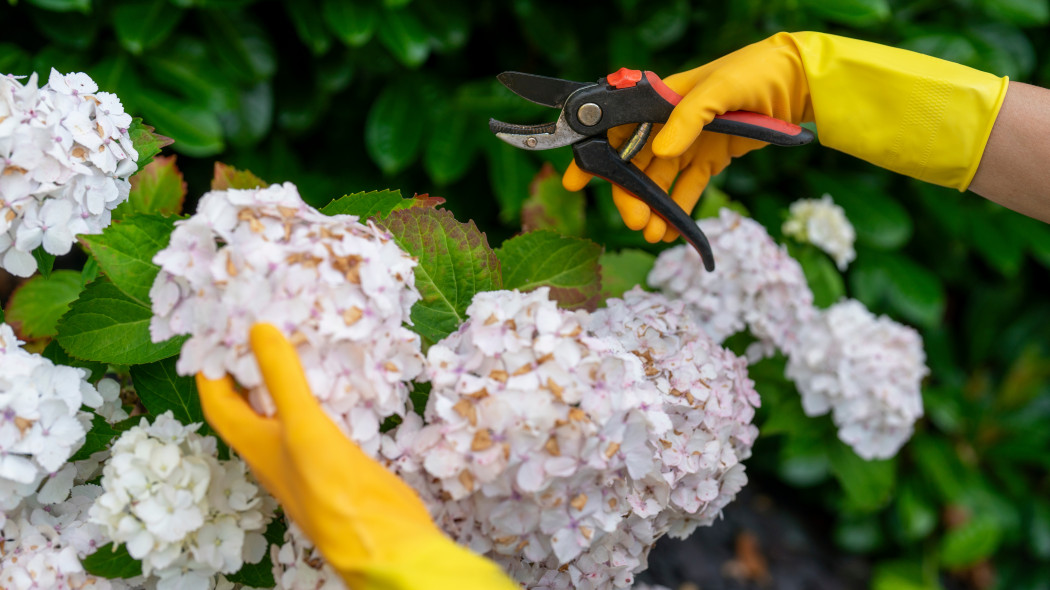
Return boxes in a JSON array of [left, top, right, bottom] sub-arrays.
[[969, 81, 1050, 223]]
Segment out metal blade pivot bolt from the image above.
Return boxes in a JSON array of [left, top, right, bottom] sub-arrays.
[[577, 103, 602, 126], [525, 137, 538, 148]]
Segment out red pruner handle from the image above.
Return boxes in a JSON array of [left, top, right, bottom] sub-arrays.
[[706, 111, 814, 146]]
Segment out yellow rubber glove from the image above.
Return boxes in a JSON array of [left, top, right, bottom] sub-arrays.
[[564, 31, 1009, 242], [196, 324, 518, 590]]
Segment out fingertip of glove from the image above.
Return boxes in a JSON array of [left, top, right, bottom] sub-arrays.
[[652, 128, 687, 158]]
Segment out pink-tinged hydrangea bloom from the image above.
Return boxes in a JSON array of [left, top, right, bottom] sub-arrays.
[[270, 519, 347, 590], [588, 288, 760, 539], [386, 288, 672, 588], [785, 300, 927, 459], [1, 485, 143, 590], [648, 209, 815, 361], [0, 70, 138, 277], [149, 183, 423, 455], [88, 412, 277, 589], [1, 323, 105, 513], [380, 288, 759, 589]]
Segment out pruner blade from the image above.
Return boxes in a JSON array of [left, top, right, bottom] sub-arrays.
[[489, 111, 587, 151]]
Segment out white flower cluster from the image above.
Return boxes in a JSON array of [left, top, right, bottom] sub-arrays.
[[384, 288, 759, 589], [0, 70, 138, 277], [649, 209, 815, 360], [785, 300, 927, 459], [270, 519, 346, 590], [88, 411, 276, 588], [0, 322, 109, 513], [150, 183, 424, 454], [782, 194, 856, 270], [1, 485, 141, 590], [587, 288, 759, 538], [650, 209, 928, 459]]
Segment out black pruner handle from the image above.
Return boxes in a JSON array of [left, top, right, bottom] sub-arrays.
[[572, 136, 716, 271]]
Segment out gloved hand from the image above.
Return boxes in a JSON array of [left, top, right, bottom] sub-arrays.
[[196, 324, 518, 590], [564, 31, 1009, 242]]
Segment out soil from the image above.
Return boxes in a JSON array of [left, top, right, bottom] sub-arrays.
[[638, 483, 872, 590]]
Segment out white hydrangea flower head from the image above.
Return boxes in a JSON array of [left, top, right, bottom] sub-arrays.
[[88, 411, 277, 588], [149, 183, 424, 455], [1, 485, 141, 590], [648, 209, 815, 361], [392, 288, 675, 588], [782, 194, 856, 270], [587, 288, 759, 538], [0, 322, 105, 512], [0, 70, 139, 277], [270, 519, 347, 590], [785, 299, 927, 459]]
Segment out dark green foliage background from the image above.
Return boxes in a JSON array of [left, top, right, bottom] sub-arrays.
[[3, 0, 1050, 587]]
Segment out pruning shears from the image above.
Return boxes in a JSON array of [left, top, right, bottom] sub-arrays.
[[489, 68, 815, 271]]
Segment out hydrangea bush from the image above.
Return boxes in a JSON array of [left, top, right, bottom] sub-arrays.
[[0, 68, 929, 590]]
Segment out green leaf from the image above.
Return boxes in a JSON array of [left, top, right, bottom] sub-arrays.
[[321, 189, 413, 219], [900, 33, 978, 66], [225, 518, 286, 587], [130, 357, 204, 426], [416, 0, 469, 52], [694, 185, 749, 220], [25, 0, 90, 12], [1030, 501, 1050, 559], [5, 270, 82, 339], [82, 542, 143, 579], [27, 8, 98, 49], [137, 89, 224, 157], [790, 243, 845, 309], [911, 434, 968, 503], [968, 206, 1026, 277], [806, 172, 912, 250], [485, 142, 536, 223], [323, 0, 376, 46], [366, 81, 426, 175], [880, 254, 945, 329], [32, 247, 55, 279], [979, 0, 1050, 25], [521, 164, 586, 237], [286, 0, 332, 55], [871, 559, 939, 590], [636, 0, 689, 49], [200, 11, 277, 83], [600, 249, 656, 300], [895, 479, 938, 542], [833, 514, 884, 553], [381, 207, 501, 344], [113, 155, 186, 220], [828, 440, 896, 512], [70, 414, 140, 462], [211, 162, 269, 191], [127, 118, 172, 173], [377, 8, 430, 68], [424, 103, 479, 185], [41, 339, 107, 383], [497, 231, 603, 310], [55, 279, 186, 365], [777, 435, 830, 487], [969, 23, 1037, 79], [79, 215, 176, 306], [801, 0, 890, 26], [112, 0, 183, 55], [940, 514, 1003, 568]]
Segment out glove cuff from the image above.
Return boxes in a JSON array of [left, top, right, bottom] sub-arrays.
[[790, 31, 1009, 191]]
